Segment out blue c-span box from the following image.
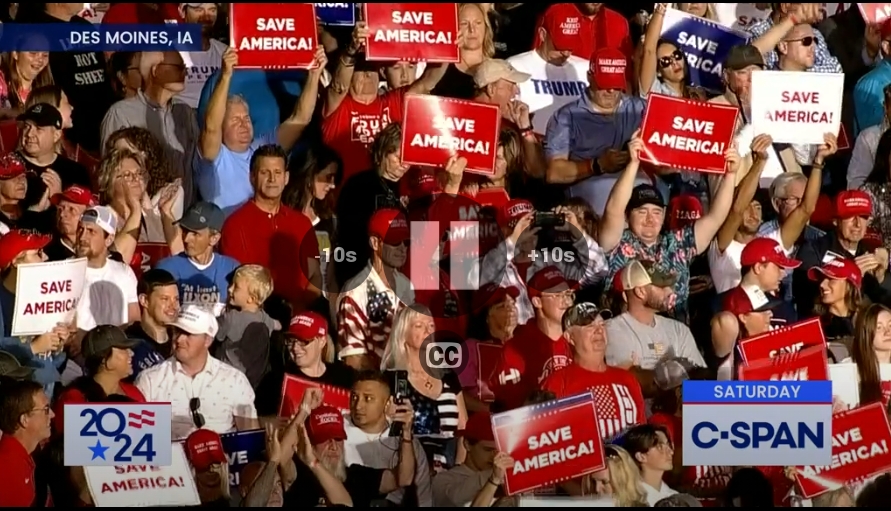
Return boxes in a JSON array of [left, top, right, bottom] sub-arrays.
[[682, 381, 833, 467], [0, 23, 203, 52]]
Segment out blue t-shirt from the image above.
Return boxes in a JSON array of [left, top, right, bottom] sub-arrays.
[[195, 130, 277, 217], [544, 95, 645, 162], [197, 68, 306, 135], [155, 253, 240, 311]]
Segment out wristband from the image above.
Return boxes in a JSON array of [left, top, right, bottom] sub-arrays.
[[487, 477, 500, 486], [519, 127, 534, 137], [402, 437, 413, 443]]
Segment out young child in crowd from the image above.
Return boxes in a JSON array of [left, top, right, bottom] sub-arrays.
[[215, 264, 281, 388]]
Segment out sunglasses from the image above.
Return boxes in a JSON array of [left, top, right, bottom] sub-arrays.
[[785, 36, 815, 47], [605, 446, 620, 460], [658, 50, 684, 69], [190, 397, 206, 429]]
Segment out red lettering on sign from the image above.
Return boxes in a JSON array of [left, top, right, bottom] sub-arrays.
[[780, 91, 821, 103], [40, 280, 73, 294]]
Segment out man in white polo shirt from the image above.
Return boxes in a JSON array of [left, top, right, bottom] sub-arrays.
[[136, 304, 259, 440], [506, 10, 589, 135]]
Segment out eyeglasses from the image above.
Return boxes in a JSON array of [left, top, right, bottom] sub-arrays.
[[189, 398, 205, 428], [29, 405, 51, 416], [543, 290, 576, 303], [116, 170, 146, 182], [385, 239, 410, 248], [658, 50, 684, 69], [785, 36, 815, 47]]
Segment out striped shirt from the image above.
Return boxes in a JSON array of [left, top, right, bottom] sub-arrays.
[[336, 263, 414, 360], [402, 371, 462, 470]]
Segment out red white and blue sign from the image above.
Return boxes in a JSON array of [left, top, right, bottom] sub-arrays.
[[681, 381, 832, 467]]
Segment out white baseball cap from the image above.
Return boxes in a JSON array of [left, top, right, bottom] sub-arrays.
[[81, 205, 118, 235], [171, 304, 219, 337]]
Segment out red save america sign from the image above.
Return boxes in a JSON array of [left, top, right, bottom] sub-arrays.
[[401, 94, 501, 175], [738, 345, 829, 381], [129, 242, 171, 280], [737, 317, 827, 365], [859, 3, 891, 23], [639, 94, 738, 174], [364, 3, 459, 62], [230, 4, 319, 69], [795, 402, 891, 498], [279, 374, 350, 416], [492, 391, 605, 495]]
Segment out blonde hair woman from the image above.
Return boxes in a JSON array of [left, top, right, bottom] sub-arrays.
[[673, 3, 717, 21], [95, 148, 180, 263], [582, 445, 650, 506], [430, 3, 496, 99], [381, 306, 469, 467]]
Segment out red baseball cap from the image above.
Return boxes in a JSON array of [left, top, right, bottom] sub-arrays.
[[589, 48, 627, 91], [739, 237, 801, 270], [496, 199, 533, 229], [368, 208, 410, 245], [185, 429, 227, 472], [808, 258, 863, 289], [0, 153, 26, 180], [540, 3, 580, 51], [288, 311, 328, 341], [0, 230, 51, 269], [472, 282, 520, 312], [862, 228, 883, 252], [808, 193, 834, 231], [459, 411, 495, 442], [722, 284, 782, 317], [51, 185, 97, 207], [408, 168, 440, 202], [527, 265, 574, 297], [668, 194, 703, 231], [834, 190, 872, 219], [306, 406, 347, 445]]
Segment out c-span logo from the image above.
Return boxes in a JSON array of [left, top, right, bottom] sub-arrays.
[[682, 381, 833, 466], [64, 404, 172, 467]]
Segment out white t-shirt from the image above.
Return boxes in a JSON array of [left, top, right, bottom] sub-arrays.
[[76, 258, 138, 331], [707, 230, 792, 294], [180, 39, 227, 109], [506, 51, 590, 135]]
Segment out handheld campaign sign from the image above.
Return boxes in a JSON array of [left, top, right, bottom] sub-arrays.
[[229, 3, 319, 69], [315, 3, 356, 26], [12, 257, 87, 336], [492, 392, 605, 495], [64, 403, 173, 467], [220, 429, 266, 488], [682, 381, 833, 467], [659, 7, 748, 92], [750, 71, 844, 145]]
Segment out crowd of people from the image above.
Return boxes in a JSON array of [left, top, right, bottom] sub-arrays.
[[1, 1, 891, 508]]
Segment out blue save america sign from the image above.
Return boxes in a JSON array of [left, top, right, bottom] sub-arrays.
[[660, 7, 748, 92], [314, 3, 356, 26]]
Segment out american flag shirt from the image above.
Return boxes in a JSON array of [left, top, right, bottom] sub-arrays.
[[336, 263, 414, 360], [542, 364, 646, 441]]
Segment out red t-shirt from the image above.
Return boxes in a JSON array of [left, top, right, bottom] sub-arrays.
[[489, 322, 572, 408], [53, 383, 146, 435], [542, 364, 645, 441], [321, 87, 407, 184], [649, 413, 733, 496], [532, 4, 633, 63], [0, 435, 37, 507], [220, 201, 320, 308], [102, 3, 183, 24]]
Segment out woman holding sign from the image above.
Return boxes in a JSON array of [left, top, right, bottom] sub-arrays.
[[639, 4, 706, 100]]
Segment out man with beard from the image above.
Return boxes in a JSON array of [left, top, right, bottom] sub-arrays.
[[604, 261, 705, 400], [221, 144, 322, 315], [178, 3, 226, 109], [795, 191, 891, 317], [284, 404, 415, 507]]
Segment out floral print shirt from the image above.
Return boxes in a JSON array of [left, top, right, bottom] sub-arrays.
[[606, 225, 697, 320]]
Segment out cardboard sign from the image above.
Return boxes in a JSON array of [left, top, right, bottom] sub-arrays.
[[315, 3, 356, 26], [639, 94, 738, 173], [364, 3, 460, 62], [130, 242, 171, 280], [12, 257, 88, 337], [230, 3, 319, 69], [828, 363, 891, 410], [738, 345, 829, 381], [401, 94, 501, 175], [279, 374, 351, 417], [737, 317, 827, 365], [219, 429, 266, 489], [859, 3, 891, 23], [659, 7, 748, 92], [492, 392, 605, 495], [84, 443, 200, 507], [795, 402, 891, 499], [751, 71, 844, 145], [477, 343, 503, 403]]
